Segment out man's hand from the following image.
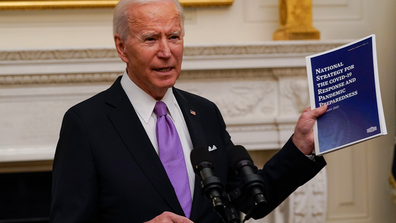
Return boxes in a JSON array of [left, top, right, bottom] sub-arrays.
[[145, 212, 194, 223], [292, 105, 327, 155]]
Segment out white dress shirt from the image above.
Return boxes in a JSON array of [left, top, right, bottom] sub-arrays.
[[120, 72, 195, 198]]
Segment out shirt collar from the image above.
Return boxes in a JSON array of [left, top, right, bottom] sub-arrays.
[[120, 71, 178, 123]]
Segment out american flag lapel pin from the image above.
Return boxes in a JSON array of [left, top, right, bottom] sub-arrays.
[[190, 110, 196, 116]]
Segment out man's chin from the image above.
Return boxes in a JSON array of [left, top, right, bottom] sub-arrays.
[[157, 75, 179, 87]]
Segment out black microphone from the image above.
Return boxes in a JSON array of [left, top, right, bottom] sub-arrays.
[[190, 146, 240, 223], [228, 145, 267, 221], [190, 145, 225, 208]]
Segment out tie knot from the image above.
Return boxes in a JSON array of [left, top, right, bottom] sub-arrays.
[[154, 101, 167, 117]]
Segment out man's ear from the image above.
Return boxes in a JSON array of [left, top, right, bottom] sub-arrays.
[[114, 34, 129, 63]]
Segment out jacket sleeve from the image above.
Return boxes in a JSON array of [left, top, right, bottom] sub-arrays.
[[50, 109, 99, 223], [251, 137, 326, 219]]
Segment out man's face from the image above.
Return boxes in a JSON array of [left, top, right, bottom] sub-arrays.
[[115, 1, 184, 100]]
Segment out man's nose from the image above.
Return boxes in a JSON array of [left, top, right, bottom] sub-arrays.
[[157, 38, 171, 58]]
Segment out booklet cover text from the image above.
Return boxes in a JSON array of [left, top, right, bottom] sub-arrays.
[[306, 34, 387, 155]]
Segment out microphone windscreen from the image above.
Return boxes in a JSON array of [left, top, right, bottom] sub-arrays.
[[228, 145, 253, 168], [190, 145, 213, 168]]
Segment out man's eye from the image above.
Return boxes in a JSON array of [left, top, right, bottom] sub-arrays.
[[170, 36, 180, 40], [145, 38, 156, 41]]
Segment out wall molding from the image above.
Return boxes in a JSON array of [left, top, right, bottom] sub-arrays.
[[0, 72, 121, 86], [0, 68, 311, 86], [0, 42, 345, 62], [0, 41, 348, 86]]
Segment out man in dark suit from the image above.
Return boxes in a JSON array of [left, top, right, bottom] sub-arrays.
[[50, 0, 327, 222]]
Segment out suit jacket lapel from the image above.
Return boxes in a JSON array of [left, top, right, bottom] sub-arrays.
[[105, 77, 184, 216], [173, 88, 209, 221], [173, 88, 206, 147]]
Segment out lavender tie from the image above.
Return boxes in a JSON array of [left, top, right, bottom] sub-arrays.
[[154, 101, 192, 218]]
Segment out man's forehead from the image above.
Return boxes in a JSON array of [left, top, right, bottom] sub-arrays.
[[129, 13, 181, 25], [128, 17, 182, 34], [127, 1, 180, 22]]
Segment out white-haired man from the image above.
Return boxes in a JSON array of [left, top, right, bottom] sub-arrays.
[[50, 0, 327, 222]]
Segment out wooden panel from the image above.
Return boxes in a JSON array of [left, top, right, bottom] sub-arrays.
[[0, 160, 53, 173], [325, 144, 369, 220]]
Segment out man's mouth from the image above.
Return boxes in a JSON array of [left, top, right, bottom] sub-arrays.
[[155, 67, 173, 72]]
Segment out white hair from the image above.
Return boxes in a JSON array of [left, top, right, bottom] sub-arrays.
[[113, 0, 185, 40]]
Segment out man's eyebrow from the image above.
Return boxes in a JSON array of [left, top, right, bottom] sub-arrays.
[[141, 32, 159, 39], [141, 30, 182, 39], [169, 30, 182, 36]]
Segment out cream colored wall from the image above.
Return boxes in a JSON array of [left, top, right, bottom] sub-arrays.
[[2, 0, 393, 48], [1, 0, 395, 222], [1, 0, 391, 47], [0, 9, 114, 49]]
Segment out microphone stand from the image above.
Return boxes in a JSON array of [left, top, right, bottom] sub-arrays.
[[200, 170, 267, 223], [213, 194, 240, 223], [200, 172, 240, 223]]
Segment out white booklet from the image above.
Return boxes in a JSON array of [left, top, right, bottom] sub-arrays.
[[306, 34, 387, 156]]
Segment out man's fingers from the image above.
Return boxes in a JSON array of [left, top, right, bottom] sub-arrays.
[[293, 104, 327, 155], [310, 104, 327, 119], [170, 213, 194, 223], [303, 107, 312, 113], [145, 211, 193, 223]]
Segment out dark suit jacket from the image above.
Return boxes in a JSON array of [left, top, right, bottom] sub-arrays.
[[50, 76, 326, 223]]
